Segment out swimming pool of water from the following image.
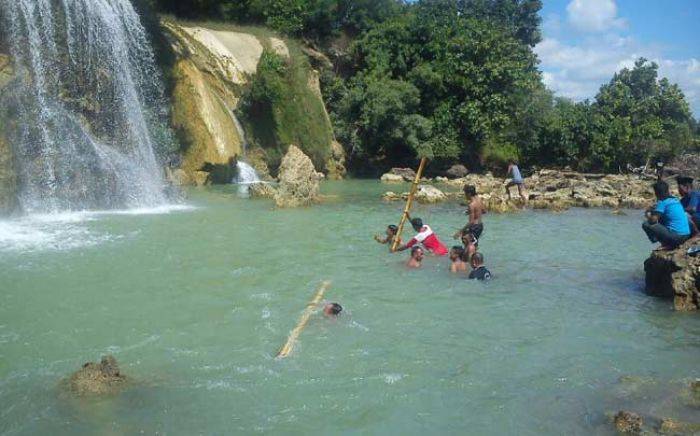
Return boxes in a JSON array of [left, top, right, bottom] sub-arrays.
[[1, 181, 698, 435]]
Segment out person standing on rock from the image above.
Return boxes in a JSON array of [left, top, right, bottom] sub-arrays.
[[505, 160, 527, 202], [677, 176, 700, 233], [454, 185, 485, 240], [394, 216, 449, 256], [642, 181, 691, 250]]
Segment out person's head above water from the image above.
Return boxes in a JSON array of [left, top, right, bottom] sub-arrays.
[[411, 246, 424, 261], [410, 218, 424, 232], [677, 176, 694, 196], [471, 252, 484, 268], [652, 180, 671, 200], [323, 302, 343, 317], [450, 246, 465, 261], [463, 185, 477, 197], [387, 224, 398, 235]]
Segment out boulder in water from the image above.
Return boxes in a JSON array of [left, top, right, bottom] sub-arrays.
[[644, 239, 700, 311], [658, 418, 700, 435], [390, 167, 417, 181], [445, 164, 469, 179], [68, 355, 127, 396], [380, 173, 405, 183], [249, 182, 277, 199], [274, 145, 323, 208], [415, 185, 447, 204], [613, 411, 643, 434]]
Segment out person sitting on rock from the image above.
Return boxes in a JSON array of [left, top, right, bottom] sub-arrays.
[[505, 159, 527, 202], [394, 216, 449, 256], [454, 184, 485, 240], [323, 302, 343, 317], [374, 224, 401, 247], [468, 252, 492, 281], [642, 181, 691, 250], [449, 246, 468, 273], [461, 232, 478, 263], [677, 176, 700, 233], [406, 246, 424, 268]]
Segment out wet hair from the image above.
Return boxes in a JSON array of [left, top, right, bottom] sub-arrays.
[[652, 181, 670, 199], [388, 224, 398, 232], [451, 246, 465, 257], [327, 302, 343, 315], [410, 218, 423, 230], [411, 246, 423, 256], [677, 176, 694, 187], [471, 252, 484, 265], [463, 185, 477, 196]]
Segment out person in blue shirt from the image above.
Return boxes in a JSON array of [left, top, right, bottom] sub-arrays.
[[677, 176, 700, 233], [642, 181, 691, 250], [505, 160, 527, 202]]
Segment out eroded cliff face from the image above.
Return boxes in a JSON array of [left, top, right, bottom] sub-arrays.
[[644, 240, 700, 311], [162, 21, 343, 184], [0, 53, 17, 215]]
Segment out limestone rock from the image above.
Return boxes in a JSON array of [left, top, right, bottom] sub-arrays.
[[659, 418, 700, 435], [644, 239, 700, 311], [614, 411, 643, 434], [68, 355, 127, 396], [415, 184, 446, 204], [0, 53, 14, 90], [246, 147, 274, 182], [445, 164, 469, 179], [165, 167, 191, 186], [382, 191, 404, 201], [274, 145, 323, 208], [248, 182, 276, 199], [325, 140, 347, 180], [390, 167, 416, 181], [381, 173, 405, 183]]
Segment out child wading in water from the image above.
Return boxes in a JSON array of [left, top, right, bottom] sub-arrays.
[[449, 246, 468, 273], [374, 224, 400, 248]]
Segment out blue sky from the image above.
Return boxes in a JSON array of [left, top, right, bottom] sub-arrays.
[[536, 0, 700, 116]]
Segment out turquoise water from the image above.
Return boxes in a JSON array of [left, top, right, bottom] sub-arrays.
[[1, 181, 698, 435]]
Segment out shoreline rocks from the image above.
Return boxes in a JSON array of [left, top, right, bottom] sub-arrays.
[[644, 239, 700, 311]]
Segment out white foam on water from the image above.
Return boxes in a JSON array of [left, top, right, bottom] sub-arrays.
[[0, 204, 196, 253]]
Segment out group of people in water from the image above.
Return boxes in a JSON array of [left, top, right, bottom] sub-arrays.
[[642, 176, 700, 250], [375, 182, 493, 281]]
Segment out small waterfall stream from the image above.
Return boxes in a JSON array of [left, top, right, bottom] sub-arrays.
[[1, 0, 175, 212]]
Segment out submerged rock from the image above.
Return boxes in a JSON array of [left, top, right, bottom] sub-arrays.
[[659, 418, 700, 435], [68, 355, 127, 396], [249, 182, 276, 199], [644, 239, 700, 311], [274, 145, 323, 208], [614, 410, 643, 434]]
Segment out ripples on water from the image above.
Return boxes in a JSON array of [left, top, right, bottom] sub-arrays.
[[0, 181, 698, 435]]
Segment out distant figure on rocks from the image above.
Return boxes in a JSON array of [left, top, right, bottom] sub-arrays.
[[505, 160, 527, 202], [449, 246, 468, 273], [454, 184, 485, 240], [323, 302, 343, 317], [374, 224, 400, 248], [406, 246, 424, 268], [642, 180, 691, 250], [394, 216, 449, 256], [468, 252, 492, 281], [677, 176, 700, 233]]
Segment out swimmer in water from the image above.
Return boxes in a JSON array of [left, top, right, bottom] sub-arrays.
[[449, 246, 468, 273], [323, 302, 343, 317], [374, 224, 400, 247], [461, 232, 478, 263], [406, 246, 424, 268], [468, 252, 492, 281]]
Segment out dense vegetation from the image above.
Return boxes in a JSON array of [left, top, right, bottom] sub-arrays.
[[152, 0, 699, 174]]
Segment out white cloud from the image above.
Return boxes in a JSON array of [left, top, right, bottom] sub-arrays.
[[566, 0, 626, 32]]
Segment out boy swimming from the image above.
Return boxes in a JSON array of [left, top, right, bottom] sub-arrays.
[[449, 246, 468, 273], [406, 246, 424, 268]]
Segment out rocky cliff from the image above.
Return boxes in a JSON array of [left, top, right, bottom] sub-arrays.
[[0, 52, 16, 215], [162, 21, 343, 184], [644, 240, 700, 311]]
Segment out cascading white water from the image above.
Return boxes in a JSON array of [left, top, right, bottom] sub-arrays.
[[234, 161, 260, 185], [1, 0, 174, 212]]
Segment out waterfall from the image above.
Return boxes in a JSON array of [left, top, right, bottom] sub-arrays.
[[234, 161, 260, 185], [1, 0, 175, 212]]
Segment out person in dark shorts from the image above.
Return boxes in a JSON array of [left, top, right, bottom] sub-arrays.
[[642, 181, 691, 250], [468, 252, 491, 281], [505, 160, 527, 201], [454, 185, 485, 240]]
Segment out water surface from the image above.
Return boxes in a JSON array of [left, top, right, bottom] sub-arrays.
[[1, 181, 698, 435]]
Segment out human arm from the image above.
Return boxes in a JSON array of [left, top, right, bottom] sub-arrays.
[[393, 237, 417, 252]]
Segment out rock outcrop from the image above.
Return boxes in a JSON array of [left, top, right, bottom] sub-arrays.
[[414, 184, 446, 204], [644, 239, 700, 311], [249, 181, 277, 199], [445, 164, 469, 179], [274, 145, 323, 208], [67, 355, 127, 396], [0, 52, 17, 215], [613, 411, 643, 434]]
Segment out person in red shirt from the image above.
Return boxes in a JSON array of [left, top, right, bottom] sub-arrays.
[[394, 217, 449, 256]]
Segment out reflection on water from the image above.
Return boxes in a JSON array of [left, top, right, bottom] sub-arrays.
[[0, 181, 698, 435]]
